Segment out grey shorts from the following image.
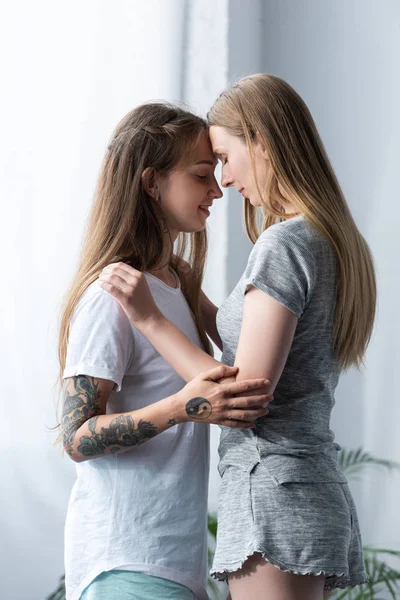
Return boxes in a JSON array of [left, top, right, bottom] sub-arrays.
[[210, 464, 367, 591]]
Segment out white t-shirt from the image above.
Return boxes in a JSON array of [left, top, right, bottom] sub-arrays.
[[63, 273, 210, 600]]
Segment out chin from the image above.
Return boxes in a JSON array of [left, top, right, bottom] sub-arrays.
[[180, 222, 206, 234], [248, 197, 263, 207]]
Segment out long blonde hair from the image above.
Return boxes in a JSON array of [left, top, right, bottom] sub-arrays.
[[59, 102, 212, 384], [208, 74, 376, 370]]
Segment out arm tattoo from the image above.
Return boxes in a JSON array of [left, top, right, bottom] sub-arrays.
[[61, 375, 159, 459], [61, 376, 102, 456], [185, 397, 212, 420], [77, 415, 158, 457], [168, 418, 177, 426]]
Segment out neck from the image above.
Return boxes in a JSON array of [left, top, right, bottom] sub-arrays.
[[148, 227, 179, 286]]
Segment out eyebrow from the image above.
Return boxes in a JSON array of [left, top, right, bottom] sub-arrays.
[[193, 159, 218, 167]]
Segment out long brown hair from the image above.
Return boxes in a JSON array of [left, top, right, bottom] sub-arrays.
[[208, 74, 376, 370], [59, 102, 212, 384]]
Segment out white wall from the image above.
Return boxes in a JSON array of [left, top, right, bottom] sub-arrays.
[[0, 2, 188, 598]]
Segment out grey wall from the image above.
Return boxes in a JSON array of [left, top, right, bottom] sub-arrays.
[[224, 0, 400, 550]]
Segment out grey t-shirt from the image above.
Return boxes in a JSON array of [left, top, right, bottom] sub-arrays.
[[216, 215, 347, 484]]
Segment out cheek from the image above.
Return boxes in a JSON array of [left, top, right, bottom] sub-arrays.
[[162, 183, 199, 218]]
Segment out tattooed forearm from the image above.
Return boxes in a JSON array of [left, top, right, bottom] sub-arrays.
[[61, 376, 160, 460], [77, 415, 158, 457], [185, 397, 212, 420], [61, 376, 102, 456]]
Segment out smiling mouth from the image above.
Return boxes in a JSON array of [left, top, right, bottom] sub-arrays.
[[198, 205, 211, 216]]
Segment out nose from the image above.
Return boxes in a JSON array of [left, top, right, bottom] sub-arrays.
[[221, 170, 233, 189], [210, 175, 223, 199]]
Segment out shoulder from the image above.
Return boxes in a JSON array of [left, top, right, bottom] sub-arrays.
[[72, 280, 130, 324], [256, 216, 332, 262], [257, 216, 311, 247], [252, 217, 312, 263]]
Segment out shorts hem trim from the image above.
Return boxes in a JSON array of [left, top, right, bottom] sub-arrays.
[[210, 547, 368, 591]]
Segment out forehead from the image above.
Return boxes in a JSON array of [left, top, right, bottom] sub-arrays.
[[184, 130, 217, 167], [209, 126, 237, 151]]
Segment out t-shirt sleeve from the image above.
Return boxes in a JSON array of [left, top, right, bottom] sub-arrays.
[[63, 283, 135, 391], [243, 226, 315, 318]]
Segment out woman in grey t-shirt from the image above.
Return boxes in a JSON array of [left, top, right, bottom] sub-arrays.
[[102, 75, 376, 600]]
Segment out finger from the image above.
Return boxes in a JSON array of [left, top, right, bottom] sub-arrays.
[[99, 272, 133, 293], [98, 279, 125, 301], [203, 365, 238, 382], [220, 419, 255, 429], [232, 394, 273, 409], [229, 407, 269, 422], [234, 386, 272, 398], [101, 266, 141, 285], [103, 262, 141, 277], [223, 378, 270, 397]]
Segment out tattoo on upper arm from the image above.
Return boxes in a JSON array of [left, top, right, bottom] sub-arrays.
[[185, 397, 212, 420], [61, 375, 159, 459], [61, 376, 102, 456], [77, 415, 158, 457]]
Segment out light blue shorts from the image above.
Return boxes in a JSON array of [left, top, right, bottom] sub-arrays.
[[79, 570, 197, 600]]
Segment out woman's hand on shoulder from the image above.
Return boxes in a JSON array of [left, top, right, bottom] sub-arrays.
[[98, 262, 162, 328], [173, 365, 273, 428]]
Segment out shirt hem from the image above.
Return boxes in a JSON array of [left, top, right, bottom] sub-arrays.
[[62, 364, 124, 391]]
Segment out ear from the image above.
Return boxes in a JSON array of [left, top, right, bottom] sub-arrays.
[[141, 167, 159, 199], [254, 132, 269, 160]]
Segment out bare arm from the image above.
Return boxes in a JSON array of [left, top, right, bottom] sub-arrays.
[[61, 367, 271, 462], [139, 287, 296, 389], [232, 286, 298, 389], [143, 315, 220, 382], [97, 263, 286, 389]]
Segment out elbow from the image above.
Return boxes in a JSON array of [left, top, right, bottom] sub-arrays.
[[62, 432, 84, 463], [67, 449, 84, 463], [65, 446, 87, 463]]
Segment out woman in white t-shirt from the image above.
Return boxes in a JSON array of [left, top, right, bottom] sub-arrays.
[[58, 102, 272, 600]]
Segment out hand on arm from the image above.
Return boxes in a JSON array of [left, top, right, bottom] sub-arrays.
[[61, 366, 272, 463], [97, 263, 276, 395]]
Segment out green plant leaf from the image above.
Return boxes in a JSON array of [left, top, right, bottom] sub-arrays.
[[364, 547, 400, 558], [338, 447, 400, 477], [208, 513, 218, 539]]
